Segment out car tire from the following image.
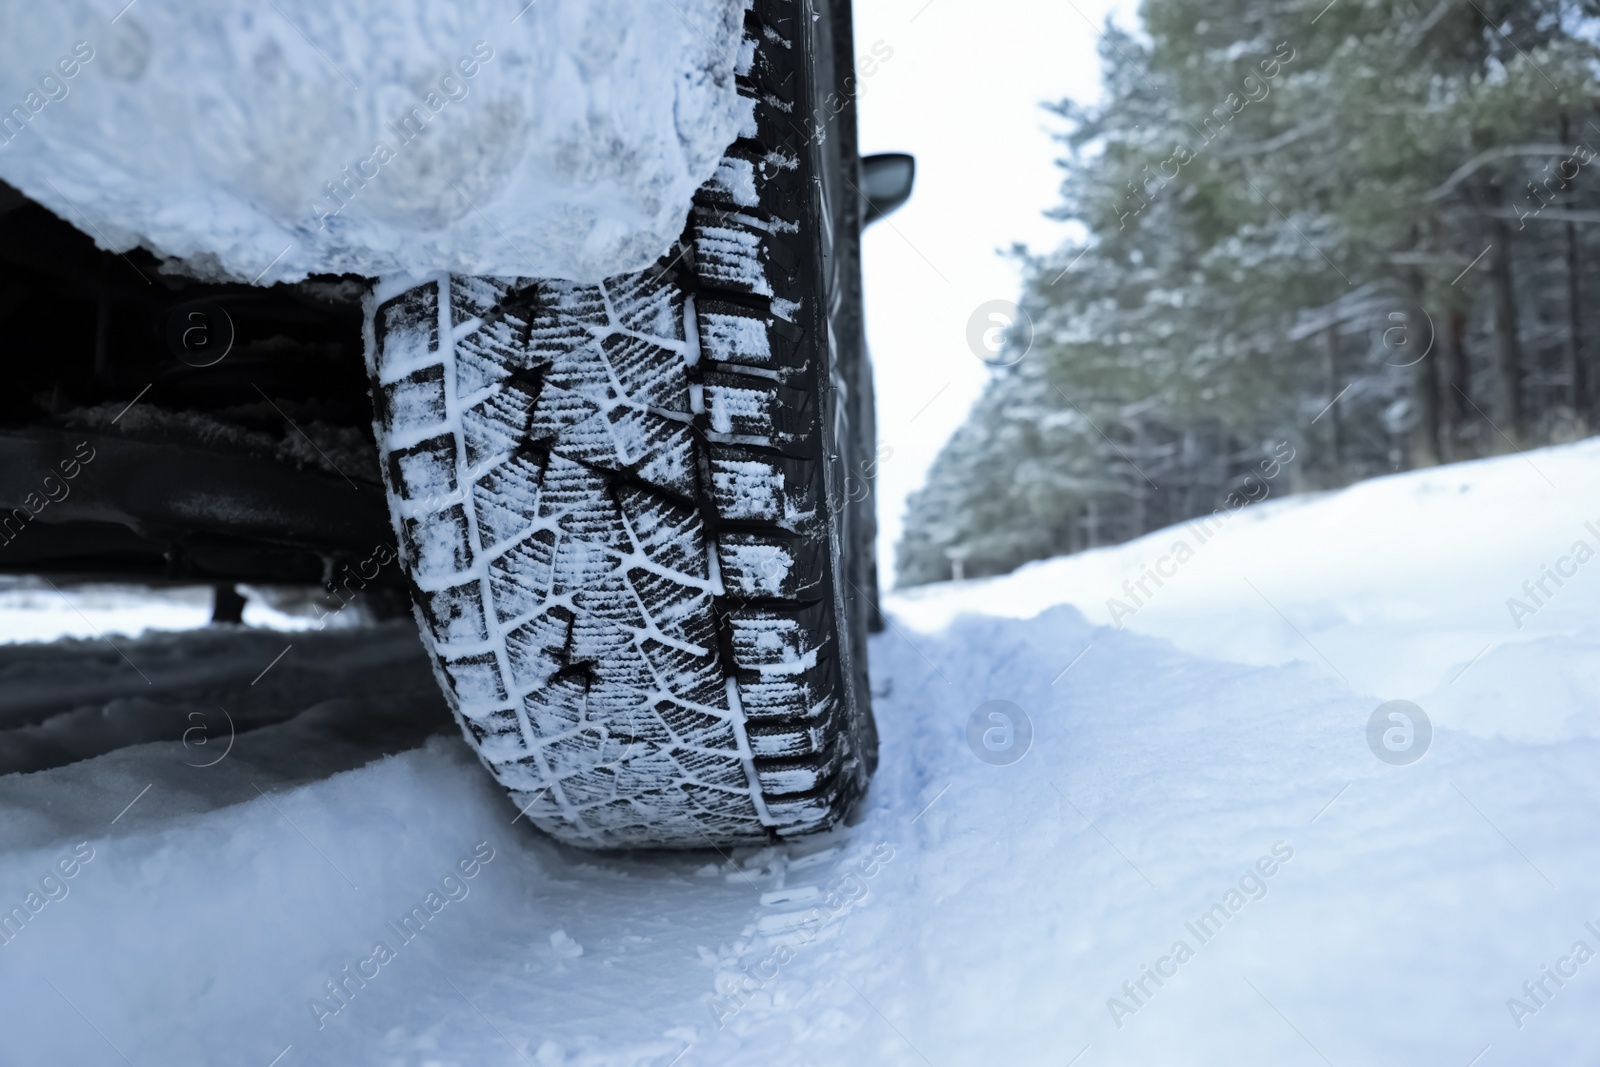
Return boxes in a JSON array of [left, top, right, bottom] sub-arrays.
[[363, 0, 876, 849]]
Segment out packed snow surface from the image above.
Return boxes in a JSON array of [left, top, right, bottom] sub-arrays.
[[4, 442, 1600, 1064], [0, 0, 747, 283]]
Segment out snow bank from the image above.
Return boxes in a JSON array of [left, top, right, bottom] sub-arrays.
[[0, 578, 367, 645], [891, 437, 1600, 721], [0, 0, 748, 283], [0, 579, 211, 645], [3, 443, 1598, 1064]]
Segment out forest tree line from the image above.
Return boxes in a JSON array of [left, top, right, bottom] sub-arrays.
[[898, 0, 1600, 586]]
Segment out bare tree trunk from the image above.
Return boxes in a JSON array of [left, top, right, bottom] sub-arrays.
[[1407, 269, 1441, 466], [1322, 325, 1344, 485], [1560, 113, 1588, 427], [211, 584, 246, 625], [1412, 344, 1441, 466], [1439, 308, 1471, 460], [1129, 419, 1147, 538], [1488, 207, 1525, 445], [1565, 219, 1588, 427]]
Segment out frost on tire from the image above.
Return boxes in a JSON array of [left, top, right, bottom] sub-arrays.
[[362, 2, 873, 849]]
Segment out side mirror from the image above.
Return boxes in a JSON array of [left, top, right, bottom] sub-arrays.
[[861, 153, 915, 226]]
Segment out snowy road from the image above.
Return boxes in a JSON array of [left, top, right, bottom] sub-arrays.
[[4, 443, 1600, 1065]]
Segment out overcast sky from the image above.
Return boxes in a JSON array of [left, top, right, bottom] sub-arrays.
[[853, 0, 1142, 584]]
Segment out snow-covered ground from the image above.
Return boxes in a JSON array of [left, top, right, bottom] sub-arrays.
[[892, 436, 1600, 745], [3, 443, 1598, 1066], [0, 0, 744, 282]]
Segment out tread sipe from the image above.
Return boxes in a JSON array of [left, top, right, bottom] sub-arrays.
[[362, 0, 875, 848]]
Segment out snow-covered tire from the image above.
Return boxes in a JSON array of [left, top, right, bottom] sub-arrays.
[[361, 1, 875, 849]]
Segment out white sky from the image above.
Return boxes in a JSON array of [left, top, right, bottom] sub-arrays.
[[853, 0, 1142, 584]]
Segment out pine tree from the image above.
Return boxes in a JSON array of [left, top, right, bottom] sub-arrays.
[[896, 0, 1600, 587]]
